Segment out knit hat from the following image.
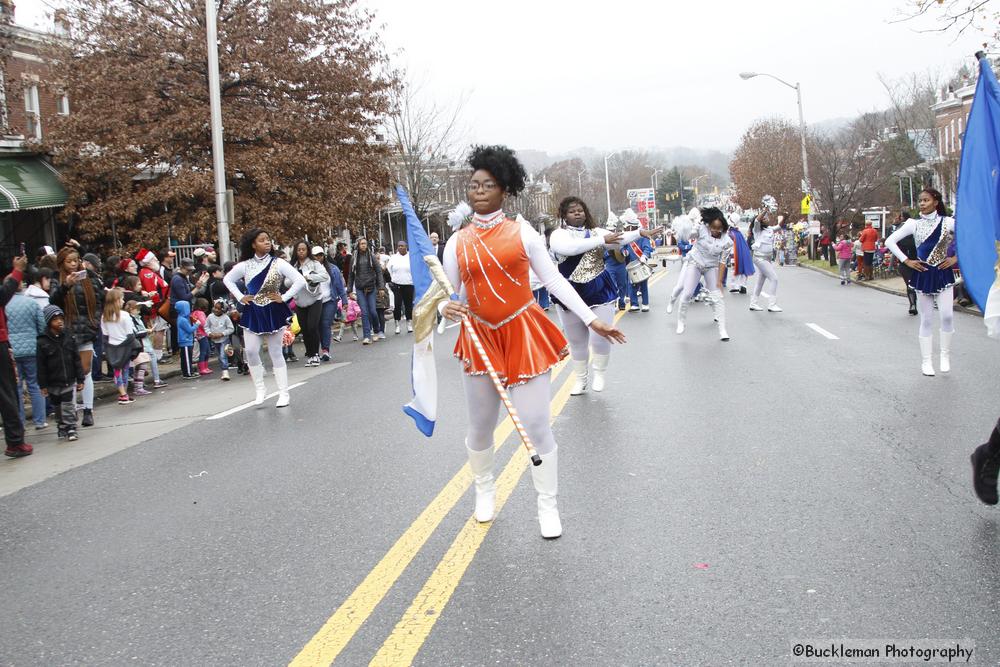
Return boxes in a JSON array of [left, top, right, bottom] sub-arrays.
[[82, 253, 101, 269], [118, 258, 135, 273], [135, 248, 156, 266], [43, 305, 64, 324]]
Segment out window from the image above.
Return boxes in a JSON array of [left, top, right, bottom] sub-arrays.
[[957, 117, 963, 150], [23, 84, 41, 140], [57, 93, 69, 116]]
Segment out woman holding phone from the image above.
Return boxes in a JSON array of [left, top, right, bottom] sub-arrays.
[[50, 247, 105, 427]]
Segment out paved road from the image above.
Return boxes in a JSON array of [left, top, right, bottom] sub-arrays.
[[1, 264, 997, 666]]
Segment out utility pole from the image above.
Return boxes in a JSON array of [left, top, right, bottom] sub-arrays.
[[205, 0, 232, 262]]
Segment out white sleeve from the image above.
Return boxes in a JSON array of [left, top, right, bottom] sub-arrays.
[[276, 258, 307, 302], [437, 234, 467, 313], [522, 223, 596, 326], [608, 229, 641, 249], [885, 220, 915, 263], [223, 261, 247, 300], [548, 228, 604, 256]]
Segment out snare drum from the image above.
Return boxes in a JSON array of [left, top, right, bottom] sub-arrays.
[[626, 260, 652, 285]]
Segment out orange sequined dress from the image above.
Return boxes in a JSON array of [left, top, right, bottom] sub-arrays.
[[454, 216, 568, 387]]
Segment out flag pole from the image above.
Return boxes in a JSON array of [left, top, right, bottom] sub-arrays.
[[424, 258, 543, 467]]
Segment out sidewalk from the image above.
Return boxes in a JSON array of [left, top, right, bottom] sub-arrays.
[[797, 258, 983, 317]]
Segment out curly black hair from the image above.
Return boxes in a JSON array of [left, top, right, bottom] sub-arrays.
[[238, 228, 278, 262], [467, 145, 527, 197], [700, 207, 730, 232], [558, 196, 597, 229]]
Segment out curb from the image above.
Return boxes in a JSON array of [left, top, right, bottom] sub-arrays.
[[796, 263, 983, 318]]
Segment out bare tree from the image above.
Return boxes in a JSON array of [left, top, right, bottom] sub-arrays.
[[386, 78, 468, 221], [729, 118, 804, 219], [894, 0, 998, 46]]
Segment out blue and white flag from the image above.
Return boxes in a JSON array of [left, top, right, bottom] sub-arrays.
[[397, 185, 450, 435], [956, 53, 1000, 338]]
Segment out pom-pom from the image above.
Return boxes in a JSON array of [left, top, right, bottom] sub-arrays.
[[282, 328, 295, 347], [448, 202, 472, 231]]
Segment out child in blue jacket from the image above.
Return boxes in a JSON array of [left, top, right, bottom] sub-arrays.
[[175, 300, 198, 379]]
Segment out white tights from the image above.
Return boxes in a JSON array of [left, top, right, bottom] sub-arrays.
[[681, 265, 720, 304], [243, 330, 287, 369], [671, 261, 691, 300], [462, 372, 557, 456], [753, 257, 779, 300], [917, 286, 955, 337], [562, 303, 613, 361]]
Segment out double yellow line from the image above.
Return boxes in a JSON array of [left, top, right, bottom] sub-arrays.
[[291, 270, 669, 666]]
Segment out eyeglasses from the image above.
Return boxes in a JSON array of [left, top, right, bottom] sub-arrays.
[[467, 181, 499, 193]]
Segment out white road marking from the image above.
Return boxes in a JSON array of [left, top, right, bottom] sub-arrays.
[[806, 323, 839, 340], [206, 382, 307, 420]]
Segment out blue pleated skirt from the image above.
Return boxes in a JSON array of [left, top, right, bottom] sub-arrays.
[[240, 301, 292, 335], [909, 265, 955, 295]]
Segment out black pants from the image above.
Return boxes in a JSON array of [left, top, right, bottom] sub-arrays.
[[49, 386, 77, 433], [179, 345, 194, 377], [298, 301, 323, 357], [391, 283, 415, 321], [0, 341, 25, 446]]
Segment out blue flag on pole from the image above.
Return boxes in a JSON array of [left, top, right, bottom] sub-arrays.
[[397, 185, 450, 435], [956, 53, 1000, 337]]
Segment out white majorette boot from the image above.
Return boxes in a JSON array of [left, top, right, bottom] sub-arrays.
[[676, 302, 688, 334], [248, 364, 267, 405], [767, 295, 783, 313], [530, 448, 561, 539], [570, 359, 588, 396], [711, 297, 730, 341], [940, 330, 953, 373], [274, 365, 291, 407], [919, 336, 935, 376], [466, 444, 495, 522], [591, 353, 610, 392], [667, 294, 677, 314], [749, 298, 763, 311]]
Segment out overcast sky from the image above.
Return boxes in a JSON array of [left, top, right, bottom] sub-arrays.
[[14, 0, 991, 155]]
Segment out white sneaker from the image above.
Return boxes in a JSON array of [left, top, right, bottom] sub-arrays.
[[221, 370, 230, 381], [749, 302, 764, 311], [362, 337, 371, 345], [767, 304, 783, 312], [395, 322, 401, 334], [377, 332, 386, 340], [640, 305, 650, 312], [407, 321, 413, 333]]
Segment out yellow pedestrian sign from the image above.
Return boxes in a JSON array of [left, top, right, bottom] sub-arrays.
[[800, 194, 812, 215]]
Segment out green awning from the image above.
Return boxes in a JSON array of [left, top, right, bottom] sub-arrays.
[[0, 156, 68, 212]]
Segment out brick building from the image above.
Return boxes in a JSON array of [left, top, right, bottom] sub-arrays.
[[0, 0, 69, 265], [929, 75, 975, 204]]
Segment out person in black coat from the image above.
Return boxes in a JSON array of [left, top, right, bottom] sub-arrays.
[[891, 211, 919, 316], [36, 305, 85, 440]]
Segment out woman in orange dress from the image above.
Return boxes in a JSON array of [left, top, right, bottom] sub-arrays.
[[440, 145, 625, 539]]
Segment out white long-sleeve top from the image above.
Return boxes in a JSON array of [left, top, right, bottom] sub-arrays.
[[101, 313, 135, 345], [386, 253, 413, 285], [548, 226, 642, 260], [442, 216, 599, 326], [688, 224, 734, 269], [885, 212, 955, 263], [223, 254, 306, 303], [751, 218, 776, 257]]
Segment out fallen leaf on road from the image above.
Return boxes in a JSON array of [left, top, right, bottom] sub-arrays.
[[694, 563, 709, 570], [189, 471, 208, 478]]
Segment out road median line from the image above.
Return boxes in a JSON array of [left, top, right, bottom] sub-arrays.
[[287, 359, 569, 667]]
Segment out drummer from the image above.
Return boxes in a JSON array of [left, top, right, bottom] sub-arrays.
[[622, 217, 654, 312], [549, 196, 661, 395]]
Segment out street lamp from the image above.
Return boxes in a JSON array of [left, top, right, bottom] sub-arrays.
[[690, 174, 709, 202], [577, 169, 587, 195], [603, 152, 617, 218], [739, 70, 812, 222]]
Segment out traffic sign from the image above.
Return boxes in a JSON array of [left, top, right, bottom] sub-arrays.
[[800, 194, 812, 215]]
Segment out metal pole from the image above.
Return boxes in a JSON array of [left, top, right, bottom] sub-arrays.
[[205, 0, 231, 263], [908, 176, 914, 208], [795, 82, 816, 260], [678, 168, 684, 212]]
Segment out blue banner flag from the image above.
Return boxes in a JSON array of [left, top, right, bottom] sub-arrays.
[[397, 185, 450, 435], [956, 53, 1000, 337]]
